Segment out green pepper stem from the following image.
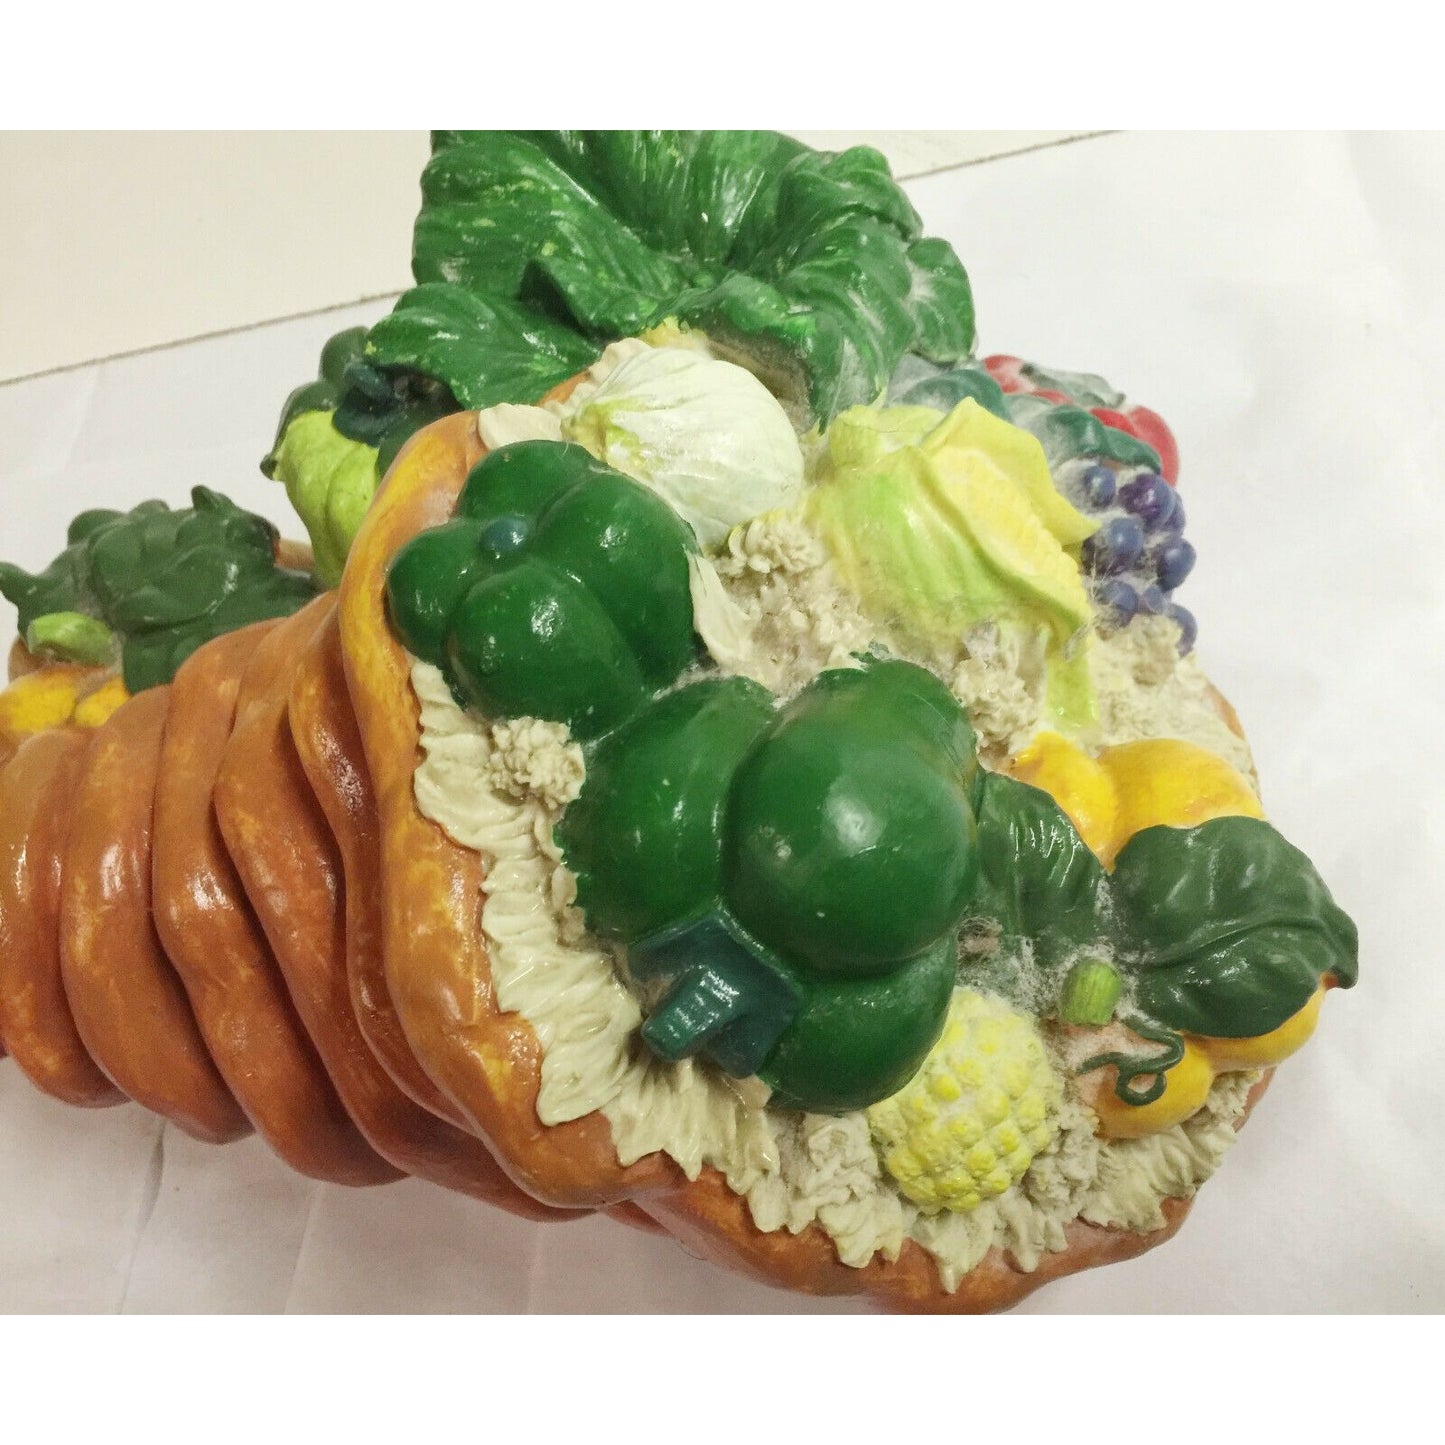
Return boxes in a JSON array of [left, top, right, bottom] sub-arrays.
[[632, 908, 803, 1077], [641, 971, 749, 1062]]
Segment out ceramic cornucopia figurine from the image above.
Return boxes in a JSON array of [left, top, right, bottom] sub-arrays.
[[0, 131, 1357, 1311]]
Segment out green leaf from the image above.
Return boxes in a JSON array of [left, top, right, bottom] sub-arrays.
[[888, 356, 1011, 419], [1005, 395, 1161, 472], [967, 777, 1360, 1040], [363, 283, 598, 412], [1111, 817, 1359, 1038], [1, 488, 319, 693], [970, 772, 1109, 972], [417, 135, 690, 335], [906, 237, 979, 363], [0, 543, 94, 636], [733, 145, 919, 271], [481, 130, 805, 271], [1018, 360, 1124, 410]]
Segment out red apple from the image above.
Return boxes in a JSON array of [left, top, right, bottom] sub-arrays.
[[1121, 404, 1180, 485], [983, 354, 1031, 394]]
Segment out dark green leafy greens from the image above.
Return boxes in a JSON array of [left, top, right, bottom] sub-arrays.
[[0, 488, 318, 692], [277, 130, 978, 468], [356, 284, 597, 421], [1004, 393, 1161, 472], [887, 354, 1013, 420]]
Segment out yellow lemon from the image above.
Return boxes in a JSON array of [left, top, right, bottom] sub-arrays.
[[1078, 1037, 1216, 1140], [1196, 985, 1324, 1071], [1005, 732, 1263, 867], [1099, 737, 1262, 863]]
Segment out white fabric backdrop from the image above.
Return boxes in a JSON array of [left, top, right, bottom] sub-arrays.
[[1, 131, 1440, 1312]]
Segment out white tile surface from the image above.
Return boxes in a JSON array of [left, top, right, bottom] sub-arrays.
[[1, 132, 1440, 1313], [1, 133, 426, 382]]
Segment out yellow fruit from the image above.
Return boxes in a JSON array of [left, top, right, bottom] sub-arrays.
[[72, 676, 130, 729], [1078, 1036, 1216, 1140], [0, 666, 91, 738], [1197, 985, 1324, 1070], [1004, 731, 1116, 859], [1099, 738, 1262, 861], [869, 991, 1062, 1213], [1005, 730, 1263, 868]]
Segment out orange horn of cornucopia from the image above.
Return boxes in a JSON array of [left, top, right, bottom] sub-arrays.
[[0, 404, 1270, 1308]]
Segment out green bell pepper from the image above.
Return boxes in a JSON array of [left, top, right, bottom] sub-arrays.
[[724, 659, 982, 977], [557, 657, 980, 1114], [559, 676, 778, 943], [387, 440, 699, 741]]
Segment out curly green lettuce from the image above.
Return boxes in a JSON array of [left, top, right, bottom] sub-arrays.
[[405, 130, 974, 423]]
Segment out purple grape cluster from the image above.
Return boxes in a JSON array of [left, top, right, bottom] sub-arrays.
[[1064, 464, 1197, 651]]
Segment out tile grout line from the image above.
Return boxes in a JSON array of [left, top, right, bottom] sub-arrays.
[[1, 132, 1120, 389], [0, 290, 408, 390], [900, 129, 1117, 182]]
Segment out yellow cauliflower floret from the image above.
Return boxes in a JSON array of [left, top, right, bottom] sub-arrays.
[[868, 990, 1062, 1213]]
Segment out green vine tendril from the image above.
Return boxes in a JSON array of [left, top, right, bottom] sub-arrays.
[[1077, 1017, 1187, 1106]]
